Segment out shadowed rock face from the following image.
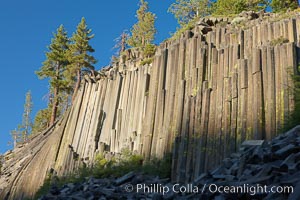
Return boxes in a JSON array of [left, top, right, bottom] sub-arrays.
[[36, 126, 300, 200], [1, 11, 300, 199]]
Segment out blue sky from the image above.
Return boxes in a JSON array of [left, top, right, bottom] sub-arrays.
[[0, 0, 177, 154]]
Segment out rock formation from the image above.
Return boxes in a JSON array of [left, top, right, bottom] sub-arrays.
[[1, 11, 300, 199]]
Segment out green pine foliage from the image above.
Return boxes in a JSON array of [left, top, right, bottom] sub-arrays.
[[67, 17, 97, 99], [212, 0, 268, 16], [271, 0, 299, 12], [36, 25, 69, 84], [127, 0, 156, 48], [143, 43, 156, 58], [33, 18, 97, 133], [36, 25, 70, 125], [127, 0, 157, 64], [68, 17, 96, 72], [168, 0, 212, 26], [212, 0, 247, 15], [32, 108, 52, 134]]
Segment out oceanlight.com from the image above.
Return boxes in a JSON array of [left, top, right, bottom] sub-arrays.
[[123, 183, 294, 196]]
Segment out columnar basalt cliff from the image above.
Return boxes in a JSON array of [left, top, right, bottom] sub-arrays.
[[1, 12, 300, 199]]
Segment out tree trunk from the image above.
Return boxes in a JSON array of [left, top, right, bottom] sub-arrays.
[[50, 86, 59, 126], [142, 36, 145, 47], [121, 32, 127, 53], [13, 134, 17, 149], [50, 63, 60, 126], [72, 69, 81, 102]]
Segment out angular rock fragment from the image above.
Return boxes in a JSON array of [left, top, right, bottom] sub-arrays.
[[114, 171, 135, 185]]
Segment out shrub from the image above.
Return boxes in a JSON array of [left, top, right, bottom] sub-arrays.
[[270, 36, 289, 46], [141, 58, 154, 65], [142, 154, 172, 178], [34, 177, 52, 200], [34, 166, 91, 199], [282, 66, 300, 132]]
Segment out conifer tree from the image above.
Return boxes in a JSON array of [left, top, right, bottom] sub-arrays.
[[127, 0, 156, 48], [21, 90, 33, 141], [168, 0, 212, 26], [36, 25, 70, 126], [67, 17, 97, 100]]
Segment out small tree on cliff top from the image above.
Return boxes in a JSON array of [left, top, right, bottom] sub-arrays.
[[127, 0, 156, 48], [67, 17, 97, 100]]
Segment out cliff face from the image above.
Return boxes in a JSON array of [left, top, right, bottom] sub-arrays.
[[1, 12, 300, 199]]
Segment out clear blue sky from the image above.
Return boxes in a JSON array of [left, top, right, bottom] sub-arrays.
[[0, 0, 177, 154]]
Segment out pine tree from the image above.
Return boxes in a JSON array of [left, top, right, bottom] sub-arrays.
[[67, 17, 97, 100], [168, 0, 212, 26], [21, 90, 33, 141], [127, 0, 156, 48], [36, 25, 70, 126]]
